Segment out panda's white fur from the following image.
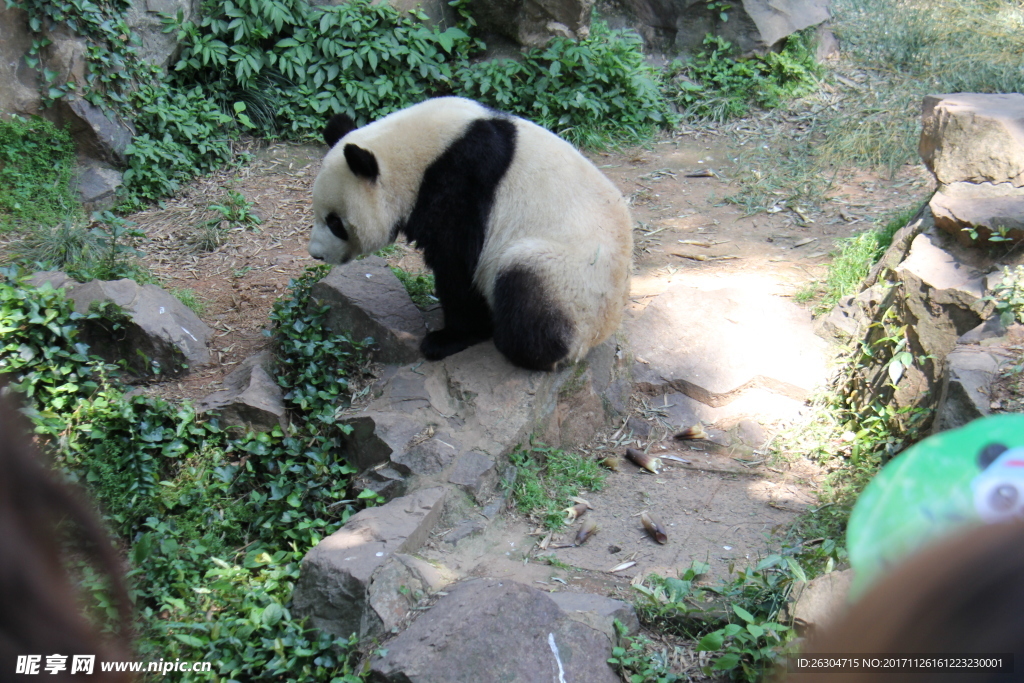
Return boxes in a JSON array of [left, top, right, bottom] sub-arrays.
[[309, 97, 632, 371]]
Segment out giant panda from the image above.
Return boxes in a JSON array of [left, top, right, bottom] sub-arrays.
[[308, 97, 633, 372]]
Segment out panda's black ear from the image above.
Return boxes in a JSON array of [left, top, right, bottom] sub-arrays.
[[979, 443, 1009, 469], [344, 143, 379, 182], [324, 114, 357, 148]]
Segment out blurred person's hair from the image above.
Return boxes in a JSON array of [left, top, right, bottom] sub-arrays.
[[793, 521, 1024, 683], [0, 388, 133, 681]]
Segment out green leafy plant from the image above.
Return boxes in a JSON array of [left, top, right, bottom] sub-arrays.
[[458, 19, 673, 147], [666, 32, 821, 122], [633, 560, 796, 682], [508, 443, 605, 529], [987, 265, 1024, 326], [608, 624, 681, 683], [0, 265, 374, 680]]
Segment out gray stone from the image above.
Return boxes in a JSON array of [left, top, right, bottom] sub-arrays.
[[65, 279, 213, 378], [610, 0, 831, 58], [894, 233, 991, 400], [311, 257, 427, 365], [920, 93, 1024, 188], [548, 591, 640, 640], [628, 283, 829, 422], [197, 351, 287, 433], [790, 569, 853, 635], [932, 347, 1009, 433], [959, 316, 1009, 345], [292, 487, 447, 640], [447, 451, 498, 503], [74, 159, 123, 212], [125, 0, 201, 70], [369, 578, 622, 683], [352, 465, 407, 502], [27, 271, 73, 291], [64, 97, 134, 166], [930, 181, 1024, 245]]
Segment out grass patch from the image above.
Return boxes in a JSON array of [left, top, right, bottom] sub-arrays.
[[0, 116, 80, 232], [797, 203, 921, 312], [508, 443, 605, 529], [390, 267, 437, 310], [170, 287, 208, 317]]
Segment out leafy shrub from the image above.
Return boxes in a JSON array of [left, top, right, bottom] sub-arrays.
[[0, 115, 80, 231], [458, 20, 674, 146], [666, 32, 821, 122], [987, 265, 1024, 326], [170, 0, 478, 137], [0, 265, 372, 680], [634, 560, 797, 682]]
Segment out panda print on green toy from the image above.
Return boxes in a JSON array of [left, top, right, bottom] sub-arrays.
[[308, 97, 633, 372]]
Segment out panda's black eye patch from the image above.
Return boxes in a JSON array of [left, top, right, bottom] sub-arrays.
[[326, 213, 349, 241]]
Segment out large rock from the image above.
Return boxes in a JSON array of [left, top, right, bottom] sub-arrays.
[[339, 338, 627, 504], [606, 0, 831, 58], [63, 278, 213, 378], [471, 0, 596, 47], [892, 232, 991, 404], [930, 181, 1024, 246], [125, 0, 202, 70], [921, 93, 1024, 246], [627, 283, 829, 424], [920, 93, 1024, 188], [292, 487, 447, 640], [310, 257, 427, 365], [789, 569, 853, 635], [369, 578, 629, 683]]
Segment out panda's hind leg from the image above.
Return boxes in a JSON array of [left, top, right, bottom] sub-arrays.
[[492, 266, 572, 371], [420, 277, 493, 361]]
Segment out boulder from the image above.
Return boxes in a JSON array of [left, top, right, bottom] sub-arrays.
[[933, 345, 1015, 433], [369, 578, 631, 683], [930, 181, 1024, 246], [63, 278, 213, 378], [605, 0, 831, 58], [196, 350, 287, 433], [292, 487, 447, 640], [310, 257, 427, 365], [920, 93, 1024, 188], [125, 0, 202, 71], [789, 569, 853, 635], [892, 232, 991, 404], [471, 0, 596, 47], [74, 159, 124, 213], [920, 93, 1024, 246]]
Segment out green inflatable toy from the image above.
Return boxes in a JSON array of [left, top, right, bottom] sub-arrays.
[[847, 413, 1024, 597]]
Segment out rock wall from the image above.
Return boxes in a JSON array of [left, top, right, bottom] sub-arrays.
[[599, 0, 832, 58]]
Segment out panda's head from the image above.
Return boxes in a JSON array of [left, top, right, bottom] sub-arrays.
[[309, 114, 389, 264]]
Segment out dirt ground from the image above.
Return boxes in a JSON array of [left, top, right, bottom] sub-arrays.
[[124, 115, 935, 677]]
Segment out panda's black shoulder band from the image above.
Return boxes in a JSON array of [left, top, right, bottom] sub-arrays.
[[324, 113, 358, 147]]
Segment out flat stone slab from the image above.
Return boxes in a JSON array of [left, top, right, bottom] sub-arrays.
[[627, 283, 829, 411], [292, 487, 446, 639], [790, 569, 854, 635], [933, 346, 1013, 433], [370, 579, 626, 683], [930, 181, 1024, 244]]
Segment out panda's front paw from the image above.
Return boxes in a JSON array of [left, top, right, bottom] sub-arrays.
[[421, 330, 483, 360]]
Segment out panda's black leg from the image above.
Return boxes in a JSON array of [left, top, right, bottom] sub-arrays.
[[491, 266, 571, 371], [420, 274, 493, 361]]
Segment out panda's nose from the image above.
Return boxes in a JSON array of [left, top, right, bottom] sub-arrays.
[[310, 254, 325, 261]]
